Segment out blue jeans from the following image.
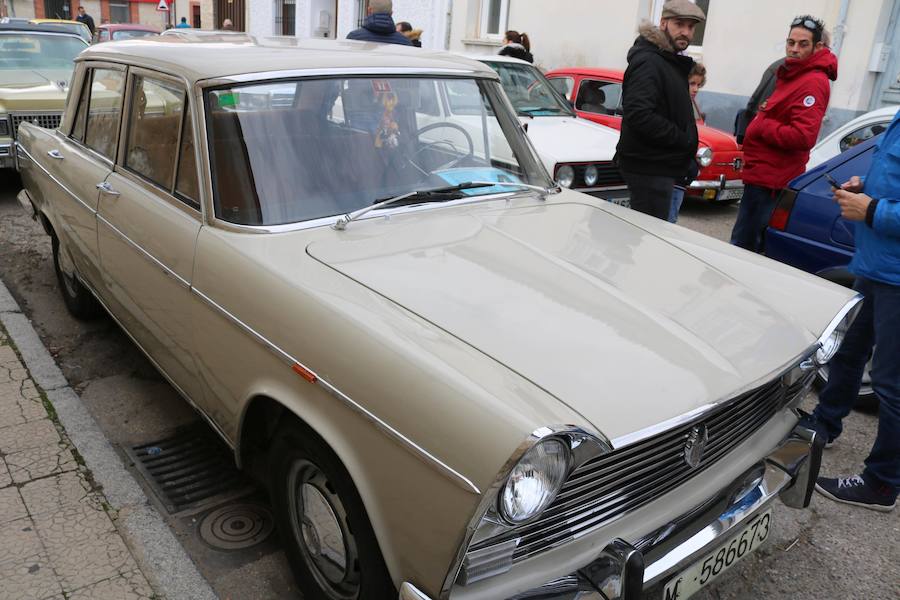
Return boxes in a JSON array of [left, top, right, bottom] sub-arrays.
[[729, 183, 778, 252], [813, 277, 900, 492], [668, 186, 685, 223]]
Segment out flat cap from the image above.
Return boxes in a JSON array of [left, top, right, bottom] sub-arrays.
[[661, 0, 707, 22]]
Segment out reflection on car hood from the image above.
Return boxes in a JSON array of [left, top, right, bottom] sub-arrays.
[[0, 69, 71, 110], [524, 116, 619, 166], [307, 200, 822, 442], [698, 123, 739, 152]]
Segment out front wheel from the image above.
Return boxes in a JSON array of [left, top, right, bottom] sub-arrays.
[[269, 423, 395, 600], [51, 235, 102, 320]]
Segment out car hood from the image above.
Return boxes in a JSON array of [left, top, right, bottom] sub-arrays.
[[0, 69, 71, 110], [524, 116, 619, 167], [307, 198, 835, 442], [698, 123, 739, 152]]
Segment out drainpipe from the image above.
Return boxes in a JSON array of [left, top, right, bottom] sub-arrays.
[[831, 0, 851, 57]]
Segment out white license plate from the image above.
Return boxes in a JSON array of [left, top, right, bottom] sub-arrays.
[[718, 188, 743, 200], [661, 509, 772, 600]]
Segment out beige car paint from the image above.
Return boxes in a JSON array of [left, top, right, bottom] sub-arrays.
[[16, 38, 859, 599]]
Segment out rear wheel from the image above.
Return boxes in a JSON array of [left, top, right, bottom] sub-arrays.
[[269, 423, 395, 600], [51, 235, 102, 320]]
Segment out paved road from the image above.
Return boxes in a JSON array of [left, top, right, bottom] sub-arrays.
[[0, 171, 896, 599]]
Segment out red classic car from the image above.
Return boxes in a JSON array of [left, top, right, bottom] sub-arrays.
[[546, 67, 744, 204]]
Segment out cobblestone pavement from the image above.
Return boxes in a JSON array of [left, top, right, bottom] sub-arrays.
[[0, 328, 156, 600]]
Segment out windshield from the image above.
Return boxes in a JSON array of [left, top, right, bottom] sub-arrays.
[[0, 34, 86, 69], [206, 76, 551, 226], [113, 29, 158, 40], [484, 61, 574, 117]]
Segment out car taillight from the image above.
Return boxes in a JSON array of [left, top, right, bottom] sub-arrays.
[[769, 188, 798, 231]]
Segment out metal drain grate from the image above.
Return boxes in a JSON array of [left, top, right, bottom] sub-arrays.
[[199, 503, 275, 550], [125, 423, 255, 515]]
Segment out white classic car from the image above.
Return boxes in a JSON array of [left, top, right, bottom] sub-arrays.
[[469, 54, 628, 203], [15, 34, 859, 600]]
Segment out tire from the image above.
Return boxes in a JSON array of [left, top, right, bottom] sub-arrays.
[[51, 235, 102, 320], [269, 422, 395, 600]]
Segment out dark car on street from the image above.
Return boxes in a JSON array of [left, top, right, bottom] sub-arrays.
[[764, 135, 879, 406]]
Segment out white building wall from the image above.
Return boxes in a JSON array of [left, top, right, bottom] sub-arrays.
[[7, 0, 37, 19], [247, 0, 275, 37]]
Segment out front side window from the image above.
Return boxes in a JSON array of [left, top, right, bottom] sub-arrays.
[[125, 76, 191, 197], [485, 61, 575, 117], [548, 77, 574, 101], [84, 68, 125, 160], [205, 76, 550, 226], [839, 122, 888, 152], [0, 33, 87, 70], [575, 79, 623, 115]]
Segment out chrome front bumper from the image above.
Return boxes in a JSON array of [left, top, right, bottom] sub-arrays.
[[687, 177, 743, 202], [400, 423, 823, 600]]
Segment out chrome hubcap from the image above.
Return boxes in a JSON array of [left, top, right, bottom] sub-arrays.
[[288, 460, 359, 599]]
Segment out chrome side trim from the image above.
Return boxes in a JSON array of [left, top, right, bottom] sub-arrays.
[[190, 287, 480, 496], [399, 582, 433, 600], [439, 426, 612, 600], [16, 143, 96, 215], [96, 215, 191, 289]]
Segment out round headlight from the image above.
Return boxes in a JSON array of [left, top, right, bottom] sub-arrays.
[[696, 146, 713, 167], [556, 165, 575, 188], [499, 439, 569, 525], [584, 165, 599, 187]]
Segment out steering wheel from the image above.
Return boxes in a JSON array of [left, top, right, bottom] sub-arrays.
[[413, 122, 476, 171]]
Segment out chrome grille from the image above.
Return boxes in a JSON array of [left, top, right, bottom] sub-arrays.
[[469, 378, 787, 565], [11, 113, 63, 137]]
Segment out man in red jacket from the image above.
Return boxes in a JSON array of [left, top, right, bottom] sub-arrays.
[[730, 15, 837, 251]]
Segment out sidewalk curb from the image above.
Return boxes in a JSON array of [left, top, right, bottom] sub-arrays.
[[0, 277, 217, 600]]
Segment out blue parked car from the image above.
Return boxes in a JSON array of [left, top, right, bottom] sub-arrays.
[[764, 135, 878, 406]]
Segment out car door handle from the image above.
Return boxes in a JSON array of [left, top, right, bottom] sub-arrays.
[[47, 149, 64, 160], [96, 182, 120, 196]]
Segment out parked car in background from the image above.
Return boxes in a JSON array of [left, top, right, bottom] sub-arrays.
[[472, 56, 629, 203], [28, 18, 92, 43], [547, 67, 745, 204], [94, 23, 160, 43], [0, 21, 88, 170], [806, 104, 898, 169], [16, 34, 858, 600], [765, 135, 879, 407]]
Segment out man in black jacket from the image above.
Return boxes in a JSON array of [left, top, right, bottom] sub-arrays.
[[347, 0, 411, 45], [615, 0, 705, 219]]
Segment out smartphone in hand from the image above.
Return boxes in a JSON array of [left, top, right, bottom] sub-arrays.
[[823, 172, 841, 189]]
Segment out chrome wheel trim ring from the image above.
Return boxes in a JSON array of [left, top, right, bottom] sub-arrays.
[[286, 459, 360, 599]]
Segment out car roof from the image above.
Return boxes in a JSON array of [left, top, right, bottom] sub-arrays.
[[78, 35, 497, 85], [464, 53, 531, 65], [0, 21, 88, 38], [30, 19, 83, 25], [545, 67, 624, 80]]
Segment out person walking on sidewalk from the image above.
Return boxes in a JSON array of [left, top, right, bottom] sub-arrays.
[[802, 109, 900, 513], [615, 0, 705, 220], [346, 0, 412, 46], [730, 15, 837, 251]]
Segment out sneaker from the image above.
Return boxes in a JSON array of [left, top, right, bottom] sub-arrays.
[[815, 475, 898, 512], [796, 411, 837, 448]]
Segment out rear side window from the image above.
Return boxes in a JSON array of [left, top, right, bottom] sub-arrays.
[[576, 79, 622, 115], [83, 68, 125, 160], [839, 122, 889, 152]]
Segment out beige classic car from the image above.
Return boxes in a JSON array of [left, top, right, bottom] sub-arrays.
[[0, 22, 88, 170], [16, 35, 860, 600]]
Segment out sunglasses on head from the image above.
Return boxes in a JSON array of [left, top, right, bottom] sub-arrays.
[[791, 17, 821, 32]]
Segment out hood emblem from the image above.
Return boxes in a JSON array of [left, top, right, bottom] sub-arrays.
[[733, 158, 743, 171], [683, 424, 708, 469], [55, 80, 68, 91]]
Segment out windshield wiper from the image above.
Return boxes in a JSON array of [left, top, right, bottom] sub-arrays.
[[333, 181, 557, 230], [517, 107, 566, 116]]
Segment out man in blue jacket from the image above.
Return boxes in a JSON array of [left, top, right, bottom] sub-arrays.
[[805, 110, 900, 512], [347, 0, 411, 45]]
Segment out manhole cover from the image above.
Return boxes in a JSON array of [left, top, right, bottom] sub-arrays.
[[199, 503, 275, 550]]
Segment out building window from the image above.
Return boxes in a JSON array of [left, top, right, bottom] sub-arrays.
[[652, 0, 709, 49], [109, 2, 128, 24], [275, 0, 296, 35], [481, 0, 509, 38]]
